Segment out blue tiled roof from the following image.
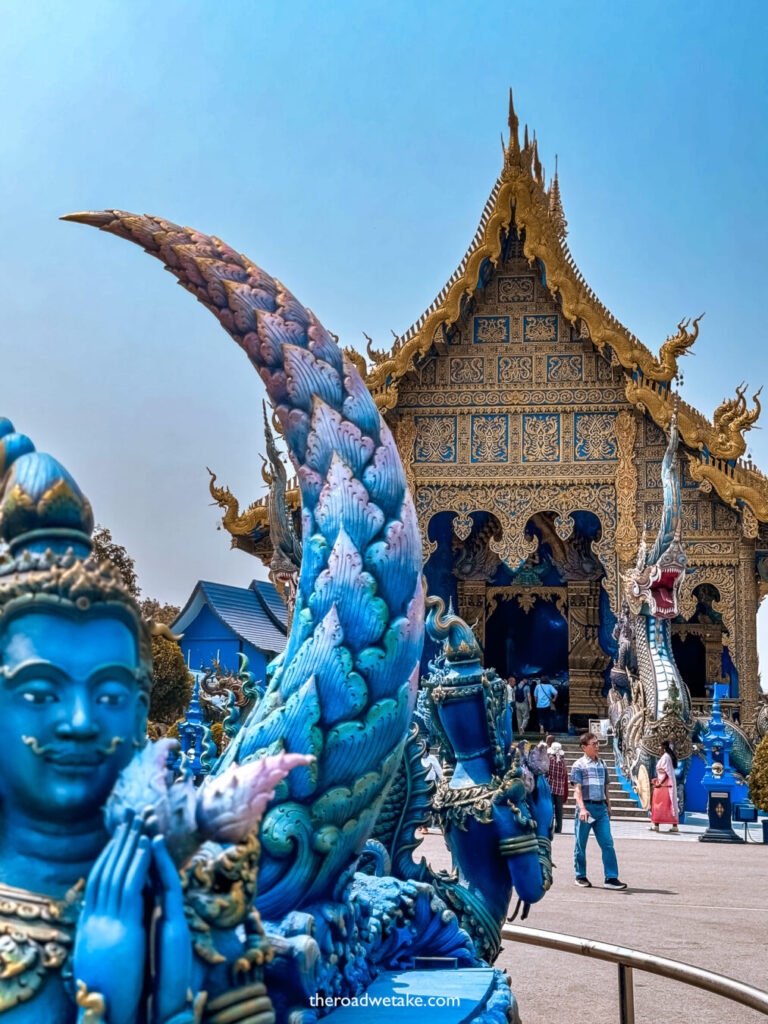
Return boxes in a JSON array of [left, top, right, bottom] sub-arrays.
[[250, 579, 288, 631], [174, 579, 288, 655]]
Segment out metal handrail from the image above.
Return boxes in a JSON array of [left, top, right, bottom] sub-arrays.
[[502, 925, 768, 1021]]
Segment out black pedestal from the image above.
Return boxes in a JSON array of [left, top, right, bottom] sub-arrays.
[[699, 790, 744, 844]]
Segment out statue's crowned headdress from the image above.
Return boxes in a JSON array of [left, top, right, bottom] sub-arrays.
[[0, 418, 153, 689]]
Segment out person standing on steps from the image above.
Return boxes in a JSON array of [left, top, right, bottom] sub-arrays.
[[534, 675, 558, 735], [571, 732, 627, 890], [510, 675, 532, 736]]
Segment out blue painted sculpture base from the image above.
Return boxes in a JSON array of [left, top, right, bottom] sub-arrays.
[[321, 967, 514, 1024]]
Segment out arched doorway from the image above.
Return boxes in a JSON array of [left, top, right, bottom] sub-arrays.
[[485, 590, 569, 680]]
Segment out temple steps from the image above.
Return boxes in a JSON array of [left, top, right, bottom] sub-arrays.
[[555, 738, 648, 820]]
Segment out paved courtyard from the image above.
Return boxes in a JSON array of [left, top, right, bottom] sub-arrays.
[[419, 821, 768, 1023]]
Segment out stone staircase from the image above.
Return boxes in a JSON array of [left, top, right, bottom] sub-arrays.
[[557, 738, 647, 821]]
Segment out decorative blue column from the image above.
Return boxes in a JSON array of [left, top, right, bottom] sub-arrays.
[[169, 669, 214, 780], [698, 683, 743, 843]]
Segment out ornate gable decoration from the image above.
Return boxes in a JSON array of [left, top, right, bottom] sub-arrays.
[[364, 89, 768, 522]]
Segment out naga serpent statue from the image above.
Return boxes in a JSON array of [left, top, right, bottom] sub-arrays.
[[608, 407, 694, 805], [0, 209, 553, 1024], [608, 406, 756, 795]]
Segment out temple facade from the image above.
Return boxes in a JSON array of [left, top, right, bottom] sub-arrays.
[[210, 92, 768, 735]]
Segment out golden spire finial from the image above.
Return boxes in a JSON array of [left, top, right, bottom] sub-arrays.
[[547, 154, 567, 240], [508, 87, 520, 152], [532, 134, 543, 184]]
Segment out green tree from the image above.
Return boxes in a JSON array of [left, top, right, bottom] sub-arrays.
[[90, 527, 191, 726], [149, 634, 193, 725], [748, 733, 768, 812], [92, 525, 140, 596], [140, 597, 180, 626]]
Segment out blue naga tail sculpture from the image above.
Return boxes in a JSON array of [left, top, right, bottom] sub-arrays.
[[63, 210, 425, 921], [63, 210, 536, 1022]]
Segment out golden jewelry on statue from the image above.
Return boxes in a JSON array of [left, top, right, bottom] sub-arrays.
[[0, 882, 80, 1012], [75, 980, 107, 1023]]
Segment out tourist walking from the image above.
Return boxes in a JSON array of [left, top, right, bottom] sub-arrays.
[[510, 675, 532, 736], [571, 732, 627, 890], [650, 740, 680, 832], [547, 740, 568, 834], [534, 676, 558, 735]]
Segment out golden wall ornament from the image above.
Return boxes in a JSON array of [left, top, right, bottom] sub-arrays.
[[394, 414, 418, 499], [678, 566, 737, 656], [486, 585, 567, 618], [414, 480, 620, 611], [737, 536, 760, 724], [614, 410, 638, 566], [742, 504, 759, 540]]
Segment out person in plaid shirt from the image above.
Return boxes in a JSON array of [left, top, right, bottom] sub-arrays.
[[570, 732, 627, 890], [546, 741, 568, 833]]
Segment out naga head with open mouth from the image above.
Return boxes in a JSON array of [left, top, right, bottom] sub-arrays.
[[624, 404, 687, 620]]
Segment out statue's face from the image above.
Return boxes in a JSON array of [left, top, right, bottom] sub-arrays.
[[0, 609, 148, 824]]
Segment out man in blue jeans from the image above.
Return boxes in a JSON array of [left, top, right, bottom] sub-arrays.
[[570, 732, 627, 890]]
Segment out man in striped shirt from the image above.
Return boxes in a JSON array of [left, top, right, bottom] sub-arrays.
[[570, 732, 627, 890]]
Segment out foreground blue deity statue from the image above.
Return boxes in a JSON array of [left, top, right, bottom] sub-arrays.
[[0, 420, 311, 1023], [0, 209, 554, 1023]]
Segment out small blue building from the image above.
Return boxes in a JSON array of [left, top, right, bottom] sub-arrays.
[[172, 578, 287, 684]]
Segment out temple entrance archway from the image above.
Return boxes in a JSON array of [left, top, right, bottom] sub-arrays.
[[672, 583, 727, 702], [485, 588, 569, 681]]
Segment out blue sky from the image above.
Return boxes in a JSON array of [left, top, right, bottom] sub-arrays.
[[2, 2, 768, 668]]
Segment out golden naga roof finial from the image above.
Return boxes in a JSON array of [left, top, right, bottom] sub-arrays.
[[207, 468, 265, 536], [650, 314, 703, 382], [363, 331, 388, 367], [343, 346, 367, 378], [710, 383, 762, 460]]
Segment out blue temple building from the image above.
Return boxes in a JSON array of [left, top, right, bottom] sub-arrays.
[[172, 578, 287, 680]]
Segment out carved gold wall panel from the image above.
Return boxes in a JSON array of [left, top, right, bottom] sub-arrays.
[[614, 410, 638, 566], [415, 481, 619, 611]]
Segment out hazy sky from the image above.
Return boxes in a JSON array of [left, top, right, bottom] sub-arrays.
[[2, 4, 768, 650]]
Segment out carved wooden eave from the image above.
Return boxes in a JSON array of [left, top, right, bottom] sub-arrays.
[[364, 88, 768, 522]]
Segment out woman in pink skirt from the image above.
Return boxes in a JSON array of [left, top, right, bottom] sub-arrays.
[[650, 740, 679, 832]]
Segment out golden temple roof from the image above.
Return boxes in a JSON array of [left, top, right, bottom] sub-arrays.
[[363, 89, 768, 521]]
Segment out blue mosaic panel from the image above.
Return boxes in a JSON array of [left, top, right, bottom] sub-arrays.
[[574, 413, 618, 461], [450, 357, 484, 385], [523, 315, 558, 343], [473, 316, 510, 344], [414, 416, 457, 463], [497, 276, 535, 303], [498, 355, 533, 383], [547, 355, 583, 382], [471, 415, 508, 463], [522, 414, 560, 463]]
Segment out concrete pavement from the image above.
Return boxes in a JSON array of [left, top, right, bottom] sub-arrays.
[[418, 825, 768, 1023]]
